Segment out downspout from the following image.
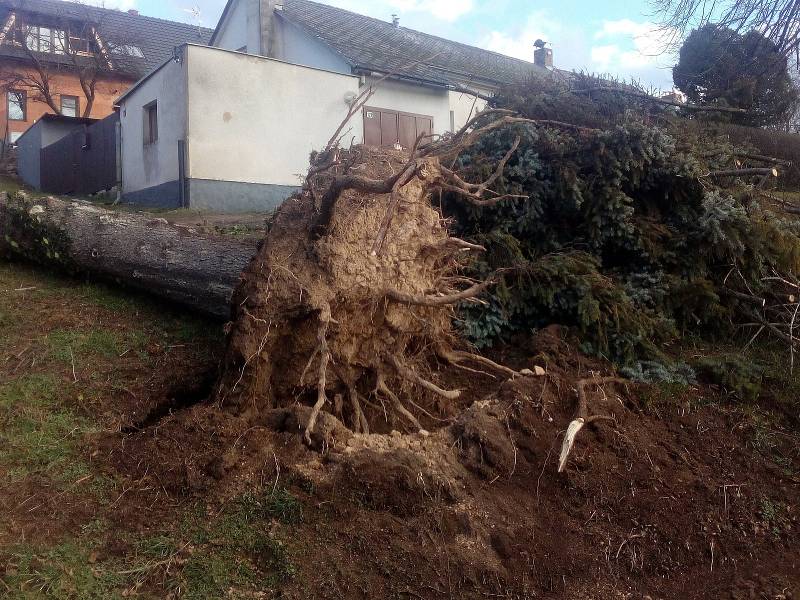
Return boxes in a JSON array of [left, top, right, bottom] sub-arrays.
[[180, 45, 190, 208], [114, 114, 121, 203]]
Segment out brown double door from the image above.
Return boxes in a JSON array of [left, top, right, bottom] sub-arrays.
[[363, 106, 433, 148]]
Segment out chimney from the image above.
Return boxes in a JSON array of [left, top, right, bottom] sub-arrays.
[[259, 0, 283, 58], [534, 45, 553, 68], [127, 9, 139, 15], [391, 14, 399, 28]]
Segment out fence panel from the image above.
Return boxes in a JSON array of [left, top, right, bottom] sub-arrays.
[[40, 113, 118, 195]]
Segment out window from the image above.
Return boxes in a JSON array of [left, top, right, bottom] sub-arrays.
[[236, 45, 247, 53], [7, 90, 26, 121], [22, 25, 67, 54], [6, 20, 93, 55], [109, 44, 144, 58], [68, 27, 94, 54], [61, 95, 79, 117], [143, 101, 157, 145]]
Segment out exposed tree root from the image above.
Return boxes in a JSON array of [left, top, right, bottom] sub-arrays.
[[385, 279, 498, 307], [376, 372, 424, 432], [304, 304, 332, 445], [438, 348, 523, 380], [388, 354, 461, 401], [558, 377, 626, 473], [215, 110, 537, 445]]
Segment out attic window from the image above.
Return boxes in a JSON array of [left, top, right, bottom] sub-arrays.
[[5, 20, 97, 54], [24, 25, 67, 54], [110, 44, 144, 58]]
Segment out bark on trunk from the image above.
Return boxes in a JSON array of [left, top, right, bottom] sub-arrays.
[[0, 192, 256, 319]]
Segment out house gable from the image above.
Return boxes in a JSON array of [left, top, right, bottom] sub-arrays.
[[212, 0, 352, 75], [275, 13, 352, 75], [211, 0, 549, 90], [213, 0, 260, 54]]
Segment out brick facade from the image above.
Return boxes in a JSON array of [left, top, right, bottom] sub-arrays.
[[0, 62, 134, 141]]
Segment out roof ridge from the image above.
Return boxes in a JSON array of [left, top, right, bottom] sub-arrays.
[[291, 0, 536, 69]]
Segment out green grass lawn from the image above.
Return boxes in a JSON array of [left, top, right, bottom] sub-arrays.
[[0, 260, 300, 598]]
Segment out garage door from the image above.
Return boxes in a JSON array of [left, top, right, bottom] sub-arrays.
[[363, 107, 433, 148]]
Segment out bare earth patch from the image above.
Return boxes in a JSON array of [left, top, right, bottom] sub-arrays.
[[0, 260, 797, 599]]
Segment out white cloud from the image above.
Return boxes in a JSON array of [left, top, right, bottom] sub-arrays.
[[589, 19, 677, 87], [479, 13, 676, 89], [388, 0, 474, 21], [480, 10, 563, 62], [590, 44, 618, 66]]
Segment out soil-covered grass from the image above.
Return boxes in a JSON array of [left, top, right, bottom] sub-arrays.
[[0, 261, 288, 598], [0, 260, 798, 599]]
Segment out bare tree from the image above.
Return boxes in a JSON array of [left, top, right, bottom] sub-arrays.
[[0, 4, 142, 118], [653, 0, 800, 62]]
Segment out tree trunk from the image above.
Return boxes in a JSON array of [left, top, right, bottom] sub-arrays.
[[0, 192, 256, 319], [708, 167, 779, 178]]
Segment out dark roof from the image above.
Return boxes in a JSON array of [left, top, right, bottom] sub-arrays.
[[0, 0, 213, 78], [38, 112, 96, 124], [16, 112, 96, 144], [213, 0, 547, 88]]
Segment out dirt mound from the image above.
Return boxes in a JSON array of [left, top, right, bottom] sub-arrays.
[[96, 333, 798, 598]]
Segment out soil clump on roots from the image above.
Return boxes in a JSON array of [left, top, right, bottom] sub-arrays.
[[215, 117, 528, 441]]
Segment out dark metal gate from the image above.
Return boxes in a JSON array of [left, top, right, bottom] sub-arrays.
[[40, 112, 119, 195]]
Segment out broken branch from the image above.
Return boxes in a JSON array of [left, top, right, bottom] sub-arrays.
[[707, 168, 779, 178]]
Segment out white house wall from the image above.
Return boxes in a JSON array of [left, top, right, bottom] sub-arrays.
[[214, 0, 260, 53], [184, 44, 360, 211], [275, 16, 352, 74], [363, 77, 450, 137], [119, 57, 188, 207], [213, 2, 488, 138], [448, 88, 490, 132]]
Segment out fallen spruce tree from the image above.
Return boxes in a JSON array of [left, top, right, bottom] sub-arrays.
[[441, 77, 800, 385], [0, 193, 255, 318], [211, 84, 800, 443], [4, 76, 800, 441]]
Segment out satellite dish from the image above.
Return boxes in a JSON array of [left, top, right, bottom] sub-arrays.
[[533, 39, 547, 48]]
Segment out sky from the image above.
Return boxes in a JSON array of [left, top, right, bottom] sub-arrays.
[[89, 0, 681, 91]]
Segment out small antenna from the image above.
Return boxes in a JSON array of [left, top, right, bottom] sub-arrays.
[[183, 6, 203, 35]]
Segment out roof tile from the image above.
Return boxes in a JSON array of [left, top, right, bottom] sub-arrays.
[[0, 0, 213, 77], [278, 0, 547, 87]]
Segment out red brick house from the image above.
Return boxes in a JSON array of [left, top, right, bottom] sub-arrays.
[[0, 0, 212, 143]]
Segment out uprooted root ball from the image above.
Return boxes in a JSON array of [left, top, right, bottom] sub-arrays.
[[215, 113, 532, 442]]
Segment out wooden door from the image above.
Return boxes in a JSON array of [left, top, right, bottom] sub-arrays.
[[364, 107, 433, 148], [398, 113, 417, 148], [380, 110, 398, 146], [364, 108, 398, 146]]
